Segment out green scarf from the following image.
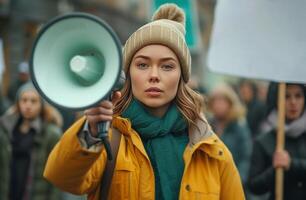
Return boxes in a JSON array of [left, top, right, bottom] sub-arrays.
[[122, 99, 189, 200]]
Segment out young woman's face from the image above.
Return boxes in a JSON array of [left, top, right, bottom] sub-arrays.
[[129, 45, 181, 117], [211, 95, 231, 120], [239, 83, 253, 103], [19, 90, 42, 120], [285, 85, 305, 121]]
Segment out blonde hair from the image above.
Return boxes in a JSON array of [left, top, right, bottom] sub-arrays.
[[208, 84, 246, 122], [114, 75, 207, 130]]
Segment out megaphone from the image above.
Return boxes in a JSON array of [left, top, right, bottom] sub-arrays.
[[30, 13, 124, 160]]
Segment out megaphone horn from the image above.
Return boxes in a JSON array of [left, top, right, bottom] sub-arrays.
[[30, 13, 124, 160], [30, 13, 122, 110]]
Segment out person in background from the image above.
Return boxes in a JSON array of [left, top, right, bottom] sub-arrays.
[[238, 79, 266, 139], [248, 83, 306, 200], [7, 61, 31, 104], [0, 86, 9, 115], [43, 4, 245, 200], [256, 81, 269, 103], [0, 81, 63, 200], [208, 84, 252, 184], [187, 75, 207, 95]]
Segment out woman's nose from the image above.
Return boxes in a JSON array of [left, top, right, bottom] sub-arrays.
[[149, 66, 160, 82], [288, 96, 296, 104], [24, 101, 33, 107]]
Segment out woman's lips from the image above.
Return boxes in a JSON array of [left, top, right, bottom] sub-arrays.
[[145, 87, 163, 97], [289, 109, 298, 114]]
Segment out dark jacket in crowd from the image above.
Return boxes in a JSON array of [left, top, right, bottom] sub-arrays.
[[211, 120, 252, 184], [246, 98, 266, 138], [0, 113, 62, 200], [248, 129, 306, 200]]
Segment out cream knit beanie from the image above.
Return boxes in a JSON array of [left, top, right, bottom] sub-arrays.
[[123, 3, 191, 83]]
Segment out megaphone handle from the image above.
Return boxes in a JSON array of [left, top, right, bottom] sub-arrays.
[[97, 121, 113, 160]]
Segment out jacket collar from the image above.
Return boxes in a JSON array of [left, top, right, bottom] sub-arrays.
[[188, 114, 213, 146], [113, 115, 212, 142], [113, 115, 225, 161], [0, 113, 18, 134], [0, 113, 43, 142], [186, 116, 226, 161]]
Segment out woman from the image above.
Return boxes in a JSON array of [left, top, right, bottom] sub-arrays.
[[238, 79, 266, 139], [248, 83, 306, 200], [0, 82, 62, 200], [208, 84, 252, 184], [44, 4, 245, 200]]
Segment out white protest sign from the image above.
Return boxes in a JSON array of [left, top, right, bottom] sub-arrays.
[[207, 0, 306, 83]]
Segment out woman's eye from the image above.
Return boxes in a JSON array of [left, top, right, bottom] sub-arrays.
[[137, 63, 148, 69], [161, 64, 174, 71], [295, 93, 303, 99], [31, 99, 38, 104]]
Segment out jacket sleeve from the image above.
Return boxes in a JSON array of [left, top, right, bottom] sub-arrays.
[[289, 157, 306, 179], [0, 127, 9, 200], [45, 124, 65, 199], [43, 117, 107, 195], [248, 139, 274, 194], [292, 157, 306, 173], [220, 148, 246, 200]]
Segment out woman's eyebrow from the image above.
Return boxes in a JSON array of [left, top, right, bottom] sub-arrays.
[[133, 55, 150, 60], [160, 57, 177, 62], [133, 55, 178, 63]]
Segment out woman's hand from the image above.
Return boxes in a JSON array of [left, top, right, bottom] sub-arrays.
[[84, 91, 121, 137], [273, 150, 291, 170]]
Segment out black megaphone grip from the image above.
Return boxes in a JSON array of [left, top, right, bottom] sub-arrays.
[[97, 121, 113, 160]]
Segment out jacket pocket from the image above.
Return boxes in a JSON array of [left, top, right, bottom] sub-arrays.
[[187, 191, 220, 200], [109, 162, 135, 200], [194, 192, 219, 200], [183, 183, 220, 200]]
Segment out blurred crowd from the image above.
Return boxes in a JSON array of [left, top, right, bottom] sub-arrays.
[[0, 61, 83, 200], [0, 60, 305, 200], [194, 79, 306, 200]]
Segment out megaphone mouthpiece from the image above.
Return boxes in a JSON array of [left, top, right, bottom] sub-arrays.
[[70, 54, 104, 86], [70, 55, 87, 72]]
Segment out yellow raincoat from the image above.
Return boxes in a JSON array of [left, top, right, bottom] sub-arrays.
[[44, 116, 245, 200]]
